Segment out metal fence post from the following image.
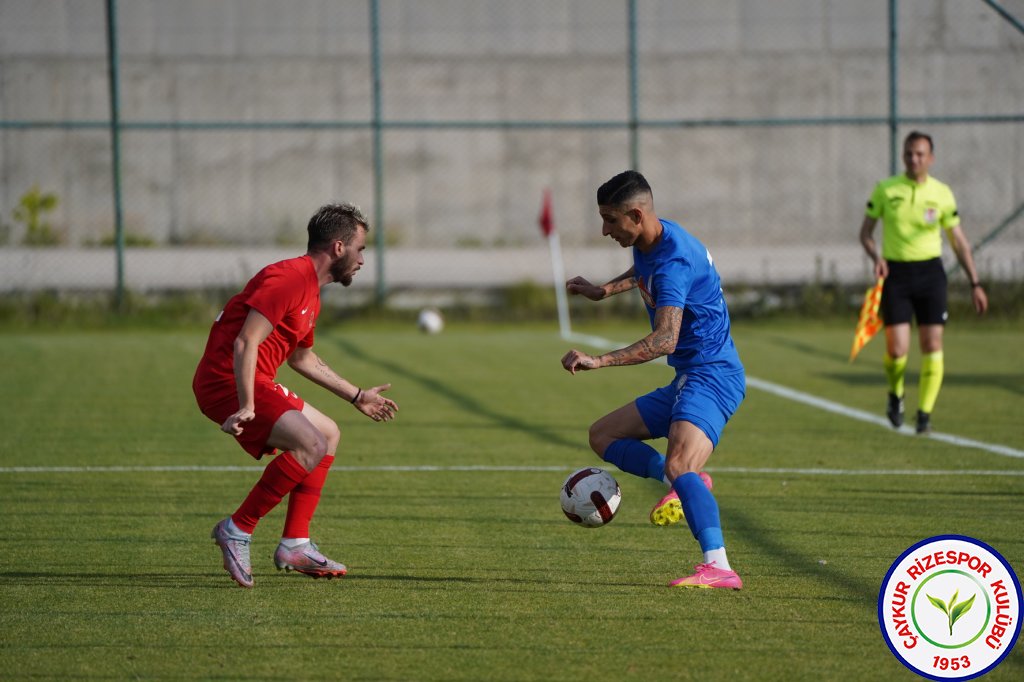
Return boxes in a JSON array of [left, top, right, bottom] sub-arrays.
[[628, 0, 640, 171], [105, 0, 126, 310], [370, 0, 386, 305], [888, 0, 899, 175]]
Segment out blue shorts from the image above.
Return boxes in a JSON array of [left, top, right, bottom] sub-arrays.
[[635, 365, 745, 448]]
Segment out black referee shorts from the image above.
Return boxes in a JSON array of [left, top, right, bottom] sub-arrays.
[[880, 258, 948, 326]]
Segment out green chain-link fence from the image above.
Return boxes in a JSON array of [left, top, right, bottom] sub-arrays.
[[1, 0, 1022, 308]]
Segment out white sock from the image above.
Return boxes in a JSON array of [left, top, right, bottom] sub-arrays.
[[225, 517, 250, 538], [704, 547, 731, 570], [280, 537, 310, 549]]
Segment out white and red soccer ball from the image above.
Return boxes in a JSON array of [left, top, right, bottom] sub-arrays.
[[560, 467, 621, 527]]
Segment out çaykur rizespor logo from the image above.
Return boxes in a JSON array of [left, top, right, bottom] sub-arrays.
[[880, 536, 1020, 679]]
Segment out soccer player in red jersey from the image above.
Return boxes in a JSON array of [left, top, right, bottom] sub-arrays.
[[193, 203, 398, 588]]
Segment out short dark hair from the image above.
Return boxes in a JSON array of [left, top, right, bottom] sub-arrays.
[[904, 130, 934, 152], [597, 170, 652, 207], [306, 203, 368, 252]]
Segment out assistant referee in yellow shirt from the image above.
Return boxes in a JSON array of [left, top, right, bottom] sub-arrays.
[[858, 131, 988, 434]]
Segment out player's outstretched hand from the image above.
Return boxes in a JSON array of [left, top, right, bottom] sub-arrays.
[[566, 276, 605, 301], [561, 349, 600, 374], [221, 408, 255, 436], [355, 383, 399, 422]]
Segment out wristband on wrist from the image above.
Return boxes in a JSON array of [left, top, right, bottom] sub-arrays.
[[971, 281, 982, 288], [350, 388, 363, 404]]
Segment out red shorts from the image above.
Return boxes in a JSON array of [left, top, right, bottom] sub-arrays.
[[194, 379, 305, 459]]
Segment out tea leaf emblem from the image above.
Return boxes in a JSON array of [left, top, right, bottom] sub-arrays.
[[927, 589, 976, 636]]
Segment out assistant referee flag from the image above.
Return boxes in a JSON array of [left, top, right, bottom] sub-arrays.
[[850, 278, 884, 362]]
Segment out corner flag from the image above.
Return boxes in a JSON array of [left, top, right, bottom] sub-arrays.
[[539, 189, 570, 338], [539, 188, 554, 237], [849, 278, 884, 362]]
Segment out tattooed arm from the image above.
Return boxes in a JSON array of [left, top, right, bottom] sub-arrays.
[[288, 345, 360, 402], [561, 305, 683, 374], [566, 267, 637, 301], [288, 346, 398, 421]]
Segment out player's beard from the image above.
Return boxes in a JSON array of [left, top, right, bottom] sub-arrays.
[[330, 259, 357, 286]]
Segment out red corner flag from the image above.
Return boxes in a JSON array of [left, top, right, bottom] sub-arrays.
[[538, 188, 554, 237], [538, 189, 571, 338], [849, 278, 884, 362]]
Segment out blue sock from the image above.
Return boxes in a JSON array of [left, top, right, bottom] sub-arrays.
[[602, 439, 665, 480], [672, 472, 724, 551]]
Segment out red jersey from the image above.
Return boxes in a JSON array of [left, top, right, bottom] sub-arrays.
[[193, 255, 321, 399]]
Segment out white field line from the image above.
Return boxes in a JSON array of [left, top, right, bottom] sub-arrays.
[[0, 465, 571, 474], [711, 467, 1024, 477], [562, 331, 1024, 460], [1, 465, 1023, 476]]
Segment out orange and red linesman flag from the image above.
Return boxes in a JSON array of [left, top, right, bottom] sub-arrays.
[[849, 278, 884, 362]]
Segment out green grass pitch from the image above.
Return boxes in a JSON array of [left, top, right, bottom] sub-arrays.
[[0, 319, 1021, 681]]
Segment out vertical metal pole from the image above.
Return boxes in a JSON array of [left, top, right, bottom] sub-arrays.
[[627, 0, 639, 171], [105, 0, 126, 310], [888, 0, 899, 175], [370, 0, 386, 305]]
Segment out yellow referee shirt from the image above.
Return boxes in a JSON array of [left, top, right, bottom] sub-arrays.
[[865, 175, 960, 262]]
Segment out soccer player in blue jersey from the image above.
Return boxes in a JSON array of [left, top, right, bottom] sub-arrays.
[[561, 170, 745, 589]]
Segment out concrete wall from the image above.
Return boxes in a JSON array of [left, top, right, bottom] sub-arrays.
[[1, 0, 1022, 288]]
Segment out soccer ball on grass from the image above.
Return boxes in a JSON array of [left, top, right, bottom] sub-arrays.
[[417, 307, 444, 334], [560, 467, 621, 527]]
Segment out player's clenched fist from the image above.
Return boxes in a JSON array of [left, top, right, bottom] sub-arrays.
[[561, 349, 600, 374], [565, 276, 605, 301]]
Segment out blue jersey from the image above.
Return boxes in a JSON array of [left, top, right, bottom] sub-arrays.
[[632, 219, 742, 372]]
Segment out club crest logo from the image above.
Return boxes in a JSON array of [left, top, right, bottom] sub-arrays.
[[879, 535, 1021, 680], [924, 207, 938, 224]]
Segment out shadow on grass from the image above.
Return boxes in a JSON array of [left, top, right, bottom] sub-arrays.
[[0, 570, 651, 591], [823, 370, 1024, 396], [344, 572, 652, 589], [762, 333, 1024, 396], [722, 505, 880, 606], [328, 336, 588, 452], [0, 570, 230, 589], [763, 333, 851, 364]]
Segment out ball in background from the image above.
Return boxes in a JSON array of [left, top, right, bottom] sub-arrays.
[[417, 307, 444, 334], [560, 467, 621, 527]]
